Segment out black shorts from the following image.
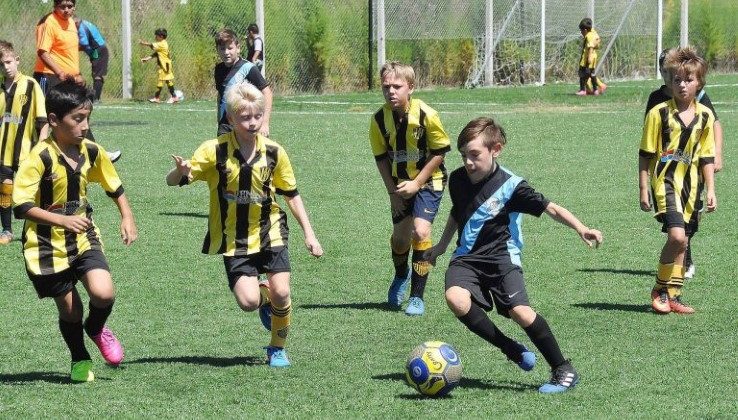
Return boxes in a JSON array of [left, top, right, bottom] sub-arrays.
[[659, 210, 699, 236], [27, 250, 109, 299], [445, 259, 529, 318], [91, 46, 109, 78], [0, 165, 13, 181], [33, 72, 63, 96], [223, 247, 290, 290]]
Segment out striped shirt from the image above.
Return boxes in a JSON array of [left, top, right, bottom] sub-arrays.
[[0, 73, 47, 171]]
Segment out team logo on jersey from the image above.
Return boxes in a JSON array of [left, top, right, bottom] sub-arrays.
[[47, 198, 89, 215], [17, 94, 28, 106], [485, 197, 503, 215], [389, 150, 421, 163], [412, 126, 425, 140], [259, 166, 273, 181], [2, 112, 23, 125], [660, 149, 691, 165], [224, 189, 266, 204]]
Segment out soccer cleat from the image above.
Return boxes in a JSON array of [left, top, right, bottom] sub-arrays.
[[684, 264, 695, 280], [651, 288, 670, 314], [89, 326, 124, 366], [509, 342, 536, 372], [107, 150, 122, 163], [575, 90, 587, 96], [539, 361, 579, 394], [70, 360, 95, 382], [0, 231, 12, 245], [387, 272, 410, 308], [404, 297, 425, 316], [265, 346, 291, 368], [148, 97, 161, 103], [166, 96, 180, 104], [669, 296, 695, 314], [258, 282, 272, 331], [593, 89, 601, 96], [598, 83, 607, 93]]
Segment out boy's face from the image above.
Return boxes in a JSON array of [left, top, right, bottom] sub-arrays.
[[217, 41, 241, 66], [381, 73, 414, 112], [460, 136, 502, 184], [669, 70, 699, 104], [49, 104, 90, 146], [227, 105, 263, 138], [155, 34, 164, 41], [0, 52, 19, 81], [54, 1, 75, 20]]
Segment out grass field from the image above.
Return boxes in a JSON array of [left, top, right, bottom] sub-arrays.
[[1, 76, 737, 418]]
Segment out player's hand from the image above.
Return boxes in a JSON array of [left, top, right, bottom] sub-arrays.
[[72, 74, 85, 85], [424, 245, 446, 266], [395, 180, 420, 199], [714, 156, 723, 173], [138, 39, 148, 46], [580, 228, 603, 248], [304, 235, 323, 258], [61, 215, 92, 234], [639, 190, 651, 212], [388, 191, 405, 218], [140, 56, 150, 63], [120, 216, 138, 246], [57, 71, 70, 82], [171, 155, 192, 178], [706, 191, 717, 212]]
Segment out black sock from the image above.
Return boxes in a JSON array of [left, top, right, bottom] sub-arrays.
[[93, 79, 103, 101], [59, 319, 91, 362], [84, 303, 113, 337], [154, 88, 162, 98], [409, 250, 430, 299], [458, 303, 520, 360], [685, 237, 693, 267], [0, 207, 11, 232], [524, 314, 566, 369], [391, 247, 410, 279], [168, 85, 176, 97]]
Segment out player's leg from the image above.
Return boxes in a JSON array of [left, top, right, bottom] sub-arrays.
[[404, 188, 442, 315], [91, 46, 109, 102], [224, 255, 272, 331], [79, 251, 124, 365], [577, 67, 588, 95], [388, 211, 413, 308], [661, 225, 692, 313], [149, 80, 164, 103], [265, 271, 291, 367], [0, 170, 13, 244], [54, 287, 95, 382], [166, 80, 179, 104]]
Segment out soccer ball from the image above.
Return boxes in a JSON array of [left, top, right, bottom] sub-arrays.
[[174, 89, 184, 101], [405, 341, 462, 397]]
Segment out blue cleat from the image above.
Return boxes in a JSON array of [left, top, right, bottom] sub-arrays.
[[258, 283, 272, 331], [404, 296, 425, 316], [512, 342, 536, 371], [539, 361, 579, 394], [387, 272, 410, 308], [265, 346, 291, 368]]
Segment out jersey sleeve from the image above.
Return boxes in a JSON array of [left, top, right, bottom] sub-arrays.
[[369, 113, 388, 160], [87, 144, 124, 197], [448, 171, 462, 222], [189, 140, 217, 183], [425, 110, 451, 155], [12, 154, 44, 217], [698, 110, 716, 165], [78, 23, 90, 50], [639, 108, 661, 158], [36, 20, 54, 53], [273, 146, 297, 196], [698, 92, 719, 121], [245, 65, 270, 90], [508, 181, 549, 217]]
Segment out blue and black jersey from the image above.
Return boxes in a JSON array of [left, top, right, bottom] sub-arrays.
[[449, 165, 548, 267], [214, 58, 269, 135]]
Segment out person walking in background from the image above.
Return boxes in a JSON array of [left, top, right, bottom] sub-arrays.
[[140, 28, 179, 104], [34, 0, 82, 93], [74, 16, 109, 103], [246, 23, 264, 72]]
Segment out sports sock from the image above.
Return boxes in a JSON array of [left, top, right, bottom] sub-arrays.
[[270, 303, 291, 348], [409, 239, 432, 298], [168, 85, 176, 97], [391, 239, 410, 279], [259, 284, 271, 307], [523, 314, 566, 369], [154, 87, 162, 98], [590, 75, 599, 91], [655, 263, 673, 291], [93, 78, 103, 101], [84, 303, 113, 337], [666, 264, 684, 298], [458, 303, 520, 360], [59, 319, 91, 362], [685, 237, 693, 268], [0, 207, 11, 232]]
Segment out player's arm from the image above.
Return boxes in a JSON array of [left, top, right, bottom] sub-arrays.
[[702, 162, 716, 212], [395, 155, 444, 199], [112, 193, 137, 245], [425, 214, 458, 266], [260, 85, 273, 137], [714, 120, 724, 172], [544, 202, 603, 248], [138, 39, 153, 48], [166, 155, 192, 186], [638, 155, 652, 211], [638, 109, 660, 211], [284, 194, 323, 258], [20, 207, 92, 233]]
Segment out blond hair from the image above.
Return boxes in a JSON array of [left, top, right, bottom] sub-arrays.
[[663, 46, 707, 90], [380, 61, 415, 87], [225, 82, 264, 116]]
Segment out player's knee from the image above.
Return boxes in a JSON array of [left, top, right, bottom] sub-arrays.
[[508, 305, 536, 327], [411, 228, 431, 244], [445, 287, 470, 315], [391, 235, 411, 253], [667, 233, 688, 251]]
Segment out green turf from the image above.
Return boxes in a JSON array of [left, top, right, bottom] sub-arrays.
[[1, 76, 737, 418]]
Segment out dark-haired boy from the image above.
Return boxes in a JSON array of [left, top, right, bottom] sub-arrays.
[[140, 28, 178, 103], [576, 18, 606, 96]]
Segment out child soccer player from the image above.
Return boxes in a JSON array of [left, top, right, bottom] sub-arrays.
[[214, 29, 272, 136], [369, 61, 451, 316], [0, 40, 48, 245], [12, 81, 137, 382], [166, 82, 322, 367], [645, 48, 724, 280], [140, 28, 178, 104], [576, 18, 606, 96], [639, 46, 716, 314], [426, 117, 603, 394]]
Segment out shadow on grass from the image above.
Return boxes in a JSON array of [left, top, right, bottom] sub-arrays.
[[0, 371, 69, 384], [127, 355, 264, 367], [578, 268, 654, 277], [299, 302, 398, 312], [159, 211, 209, 219], [372, 372, 536, 394], [572, 302, 652, 313]]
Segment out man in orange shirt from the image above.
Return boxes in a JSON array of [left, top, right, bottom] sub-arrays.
[[34, 0, 82, 94]]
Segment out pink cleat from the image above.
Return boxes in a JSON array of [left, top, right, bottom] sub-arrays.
[[90, 326, 124, 366], [575, 90, 587, 96]]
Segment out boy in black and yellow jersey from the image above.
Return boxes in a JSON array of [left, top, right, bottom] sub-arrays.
[[167, 82, 322, 368], [369, 61, 451, 316], [576, 18, 606, 96], [140, 28, 178, 104], [0, 40, 48, 245], [639, 46, 716, 314], [13, 81, 138, 382]]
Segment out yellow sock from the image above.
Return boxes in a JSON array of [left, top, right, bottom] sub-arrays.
[[259, 283, 271, 307], [655, 263, 673, 290], [270, 303, 291, 348], [666, 264, 684, 298]]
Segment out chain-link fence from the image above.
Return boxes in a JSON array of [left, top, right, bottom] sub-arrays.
[[1, 0, 737, 99]]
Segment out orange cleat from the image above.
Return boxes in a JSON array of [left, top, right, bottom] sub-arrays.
[[651, 289, 670, 314], [669, 296, 695, 314]]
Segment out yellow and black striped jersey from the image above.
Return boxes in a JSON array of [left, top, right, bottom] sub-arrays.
[[152, 40, 174, 80], [579, 29, 600, 68], [639, 99, 715, 222], [186, 132, 297, 256], [12, 137, 123, 275], [369, 98, 450, 191], [1, 73, 47, 171]]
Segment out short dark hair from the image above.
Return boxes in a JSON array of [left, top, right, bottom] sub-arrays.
[[579, 18, 593, 31], [247, 23, 259, 34], [457, 117, 507, 151], [215, 29, 239, 47], [54, 0, 76, 6], [46, 81, 93, 120], [154, 28, 168, 39], [0, 40, 15, 57]]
